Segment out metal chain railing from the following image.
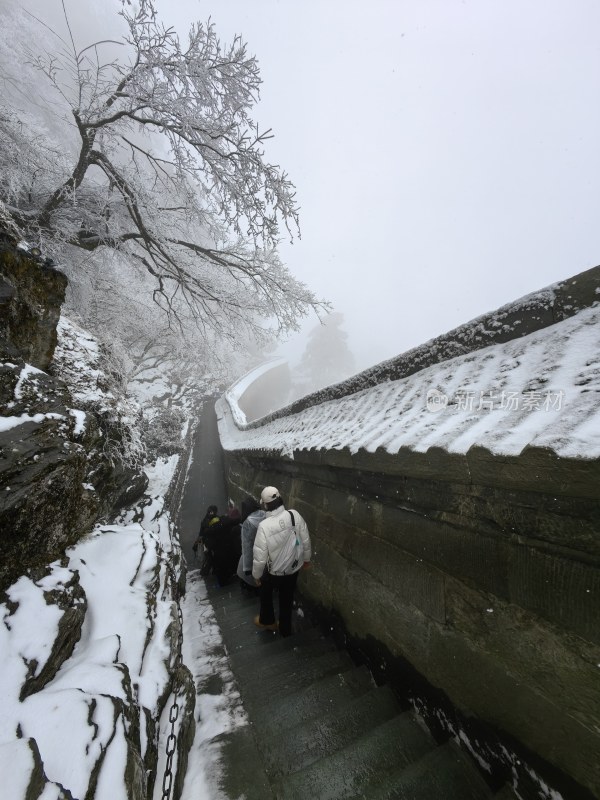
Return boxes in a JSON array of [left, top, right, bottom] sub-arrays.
[[160, 558, 185, 800]]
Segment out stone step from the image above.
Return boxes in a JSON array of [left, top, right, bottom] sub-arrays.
[[227, 625, 332, 668], [211, 582, 308, 620], [231, 636, 340, 686], [210, 586, 312, 640], [355, 739, 493, 800], [206, 581, 498, 800], [261, 684, 401, 778], [257, 664, 375, 734], [214, 725, 275, 800], [274, 712, 436, 800], [209, 586, 260, 617], [241, 649, 357, 710]]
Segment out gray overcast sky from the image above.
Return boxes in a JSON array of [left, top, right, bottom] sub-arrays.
[[11, 0, 600, 372], [158, 0, 600, 371]]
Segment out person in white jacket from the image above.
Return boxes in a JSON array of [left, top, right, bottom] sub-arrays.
[[252, 486, 311, 637]]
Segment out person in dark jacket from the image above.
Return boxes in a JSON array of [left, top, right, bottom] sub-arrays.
[[202, 508, 242, 587], [195, 505, 219, 575]]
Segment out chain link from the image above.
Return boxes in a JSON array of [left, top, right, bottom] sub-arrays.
[[161, 557, 185, 800], [159, 410, 195, 800]]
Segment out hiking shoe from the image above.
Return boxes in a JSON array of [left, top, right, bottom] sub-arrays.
[[254, 614, 278, 631]]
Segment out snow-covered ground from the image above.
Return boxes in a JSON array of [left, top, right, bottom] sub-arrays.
[[178, 574, 246, 800], [0, 456, 245, 800], [218, 303, 600, 460], [0, 308, 251, 800]]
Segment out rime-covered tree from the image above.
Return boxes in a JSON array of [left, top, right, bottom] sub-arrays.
[[0, 0, 324, 346], [295, 311, 355, 397]]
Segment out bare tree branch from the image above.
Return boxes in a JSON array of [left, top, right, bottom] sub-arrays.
[[0, 0, 328, 354]]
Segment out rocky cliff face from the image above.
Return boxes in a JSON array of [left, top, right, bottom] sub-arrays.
[[0, 240, 194, 799], [0, 242, 66, 371], [0, 242, 147, 591]]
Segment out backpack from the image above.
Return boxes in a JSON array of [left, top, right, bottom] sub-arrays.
[[268, 511, 302, 575]]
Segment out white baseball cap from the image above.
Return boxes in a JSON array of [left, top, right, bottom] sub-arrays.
[[260, 486, 280, 504]]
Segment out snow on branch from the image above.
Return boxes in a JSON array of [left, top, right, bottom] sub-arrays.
[[0, 0, 326, 343]]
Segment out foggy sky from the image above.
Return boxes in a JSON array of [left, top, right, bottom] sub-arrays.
[[8, 0, 600, 375], [184, 0, 600, 373]]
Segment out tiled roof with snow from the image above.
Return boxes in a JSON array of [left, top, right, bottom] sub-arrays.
[[217, 303, 600, 460]]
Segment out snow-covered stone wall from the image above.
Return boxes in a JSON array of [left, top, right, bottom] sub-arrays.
[[217, 266, 600, 799], [0, 478, 194, 800], [239, 262, 600, 428], [226, 357, 290, 424]]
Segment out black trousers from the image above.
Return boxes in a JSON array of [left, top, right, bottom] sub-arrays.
[[259, 571, 300, 637]]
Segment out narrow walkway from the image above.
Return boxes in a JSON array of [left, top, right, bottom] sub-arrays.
[[177, 398, 229, 565], [206, 581, 519, 800], [178, 401, 518, 798]]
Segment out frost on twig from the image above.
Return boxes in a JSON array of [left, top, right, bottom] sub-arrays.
[[0, 0, 326, 345]]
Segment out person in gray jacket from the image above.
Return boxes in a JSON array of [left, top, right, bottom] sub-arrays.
[[237, 496, 266, 592], [252, 486, 311, 637]]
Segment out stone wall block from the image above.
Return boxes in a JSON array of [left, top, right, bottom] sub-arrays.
[[336, 564, 436, 673], [303, 536, 348, 609], [444, 576, 600, 721], [312, 509, 448, 625], [289, 480, 330, 515], [426, 623, 600, 789], [352, 446, 473, 484], [442, 576, 600, 792], [360, 534, 447, 624], [464, 485, 600, 558], [290, 497, 350, 553], [508, 546, 600, 643], [385, 506, 511, 599], [292, 481, 384, 540], [466, 445, 600, 499]]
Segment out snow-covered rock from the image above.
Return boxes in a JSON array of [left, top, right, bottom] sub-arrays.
[[0, 297, 147, 591], [0, 474, 194, 800]]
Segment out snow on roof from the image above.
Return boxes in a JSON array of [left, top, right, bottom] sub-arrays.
[[217, 303, 600, 460]]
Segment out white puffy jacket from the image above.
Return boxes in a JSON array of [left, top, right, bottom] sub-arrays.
[[252, 504, 311, 580]]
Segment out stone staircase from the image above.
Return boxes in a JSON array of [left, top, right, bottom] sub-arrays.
[[208, 583, 518, 800]]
